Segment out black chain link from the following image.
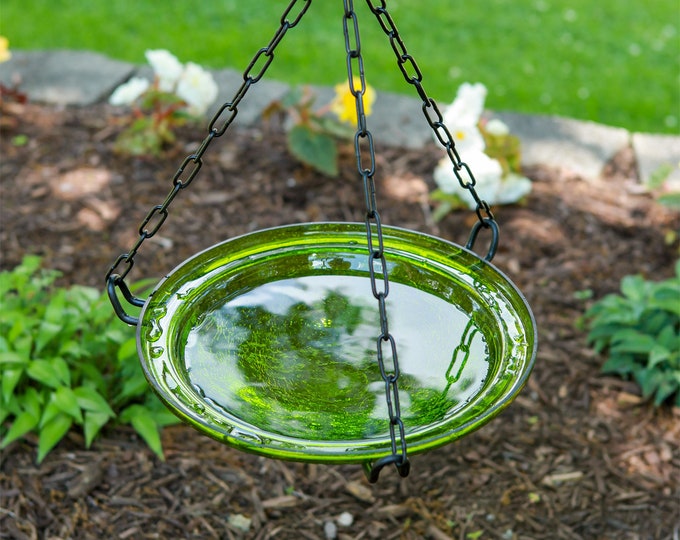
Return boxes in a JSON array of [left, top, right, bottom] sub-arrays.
[[365, 0, 499, 260], [105, 0, 312, 324], [343, 0, 410, 483]]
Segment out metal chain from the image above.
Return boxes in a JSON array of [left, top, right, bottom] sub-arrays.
[[343, 0, 410, 484], [365, 0, 499, 260], [444, 318, 478, 393], [105, 0, 312, 324]]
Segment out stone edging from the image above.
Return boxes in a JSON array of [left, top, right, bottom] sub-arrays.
[[1, 50, 678, 184]]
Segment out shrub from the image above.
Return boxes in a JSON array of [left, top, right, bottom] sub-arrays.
[[582, 260, 680, 407], [0, 256, 178, 463]]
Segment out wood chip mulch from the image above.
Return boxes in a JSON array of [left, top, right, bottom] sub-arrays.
[[1, 103, 679, 540]]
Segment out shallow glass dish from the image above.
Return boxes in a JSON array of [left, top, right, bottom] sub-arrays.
[[137, 222, 536, 464]]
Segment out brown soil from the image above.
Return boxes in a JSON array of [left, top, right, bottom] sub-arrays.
[[1, 103, 679, 540]]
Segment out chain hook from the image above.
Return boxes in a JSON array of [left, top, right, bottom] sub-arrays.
[[465, 218, 499, 262]]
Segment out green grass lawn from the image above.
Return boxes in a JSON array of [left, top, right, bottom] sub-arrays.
[[3, 0, 678, 133]]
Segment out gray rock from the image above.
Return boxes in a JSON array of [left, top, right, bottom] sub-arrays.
[[632, 132, 680, 186], [494, 112, 631, 180], [0, 49, 135, 106], [208, 68, 290, 127]]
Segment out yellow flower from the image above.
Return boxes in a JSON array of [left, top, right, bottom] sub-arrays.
[[329, 77, 376, 124], [0, 36, 11, 63]]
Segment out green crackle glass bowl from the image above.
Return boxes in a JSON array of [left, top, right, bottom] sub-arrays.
[[137, 222, 537, 464]]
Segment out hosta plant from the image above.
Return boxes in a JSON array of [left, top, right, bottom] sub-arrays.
[[582, 260, 680, 406], [0, 256, 178, 463]]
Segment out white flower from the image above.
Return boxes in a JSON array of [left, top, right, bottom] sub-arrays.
[[433, 159, 461, 194], [434, 152, 531, 209], [176, 62, 219, 116], [145, 49, 183, 92], [442, 82, 488, 128], [485, 118, 510, 137], [109, 76, 150, 106], [433, 151, 502, 208], [450, 123, 486, 154], [494, 173, 533, 205]]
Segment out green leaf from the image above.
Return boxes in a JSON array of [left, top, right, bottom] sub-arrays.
[[73, 386, 115, 417], [58, 340, 84, 359], [7, 318, 31, 347], [83, 411, 112, 448], [55, 357, 71, 385], [287, 124, 338, 177], [646, 163, 673, 190], [35, 321, 65, 354], [37, 413, 72, 463], [635, 368, 664, 399], [648, 346, 671, 369], [610, 331, 658, 354], [1, 409, 40, 448], [620, 275, 649, 302], [26, 358, 70, 388], [39, 399, 62, 429], [53, 387, 84, 423], [0, 351, 27, 365], [601, 354, 636, 375], [640, 310, 673, 336], [432, 200, 453, 223], [10, 335, 33, 358], [117, 337, 138, 362], [657, 325, 680, 351], [2, 369, 24, 404], [34, 289, 67, 353], [657, 191, 680, 210], [142, 397, 180, 427], [1, 388, 43, 447], [66, 285, 100, 313], [120, 405, 164, 460], [649, 294, 680, 317], [653, 378, 679, 406], [0, 394, 18, 424], [313, 115, 355, 140], [79, 370, 108, 398], [116, 376, 149, 403], [586, 323, 622, 341]]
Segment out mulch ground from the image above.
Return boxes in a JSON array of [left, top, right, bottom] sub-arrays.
[[1, 103, 679, 540]]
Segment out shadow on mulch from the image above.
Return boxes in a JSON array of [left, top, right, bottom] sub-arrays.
[[1, 103, 679, 540]]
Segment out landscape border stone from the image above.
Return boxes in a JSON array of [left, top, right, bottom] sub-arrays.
[[1, 50, 678, 183]]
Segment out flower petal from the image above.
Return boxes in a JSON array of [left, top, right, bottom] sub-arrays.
[[109, 77, 150, 106], [145, 49, 184, 92], [175, 62, 219, 116]]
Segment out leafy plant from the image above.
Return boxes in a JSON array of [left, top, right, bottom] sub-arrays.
[[263, 79, 374, 177], [582, 260, 680, 406], [0, 256, 178, 463], [109, 49, 218, 157]]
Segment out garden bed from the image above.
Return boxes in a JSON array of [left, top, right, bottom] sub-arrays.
[[1, 103, 679, 540]]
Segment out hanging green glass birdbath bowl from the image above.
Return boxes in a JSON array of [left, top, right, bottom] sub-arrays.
[[137, 222, 536, 466]]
